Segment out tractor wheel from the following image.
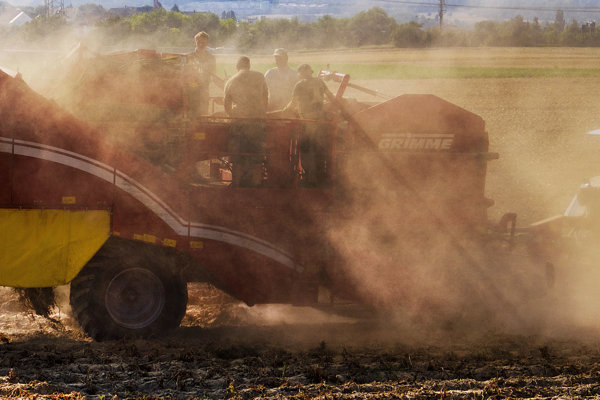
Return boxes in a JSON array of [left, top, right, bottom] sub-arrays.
[[69, 250, 187, 341]]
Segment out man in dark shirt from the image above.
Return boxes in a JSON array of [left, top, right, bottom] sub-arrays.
[[285, 64, 332, 187], [224, 56, 269, 187]]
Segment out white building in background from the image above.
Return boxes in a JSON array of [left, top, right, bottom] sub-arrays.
[[181, 0, 336, 21], [0, 2, 19, 25], [9, 10, 31, 26], [0, 1, 32, 27], [183, 0, 275, 18]]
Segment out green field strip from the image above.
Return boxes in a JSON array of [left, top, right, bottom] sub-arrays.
[[218, 63, 600, 79]]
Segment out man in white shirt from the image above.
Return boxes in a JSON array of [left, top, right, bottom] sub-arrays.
[[264, 48, 298, 111]]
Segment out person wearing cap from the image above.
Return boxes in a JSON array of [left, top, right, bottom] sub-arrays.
[[284, 64, 332, 187], [224, 56, 269, 187], [264, 48, 298, 111], [185, 31, 216, 116]]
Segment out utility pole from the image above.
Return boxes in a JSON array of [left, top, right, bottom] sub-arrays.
[[438, 0, 446, 29], [44, 0, 64, 17]]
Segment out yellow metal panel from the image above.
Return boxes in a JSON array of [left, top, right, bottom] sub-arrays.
[[0, 209, 110, 288], [61, 196, 76, 204], [190, 241, 203, 249], [163, 238, 177, 247]]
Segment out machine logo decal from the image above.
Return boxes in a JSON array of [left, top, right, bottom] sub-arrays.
[[379, 133, 454, 151], [1, 137, 300, 271]]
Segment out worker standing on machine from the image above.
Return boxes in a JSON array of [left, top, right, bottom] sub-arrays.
[[264, 48, 298, 111], [185, 31, 216, 116], [284, 63, 332, 187], [224, 56, 269, 187]]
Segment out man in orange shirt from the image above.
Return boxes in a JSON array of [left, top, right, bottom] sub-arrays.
[[186, 31, 216, 116]]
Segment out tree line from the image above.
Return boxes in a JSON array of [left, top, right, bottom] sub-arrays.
[[3, 6, 600, 50]]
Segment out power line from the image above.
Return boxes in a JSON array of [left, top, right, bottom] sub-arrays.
[[375, 0, 600, 13], [449, 3, 600, 12]]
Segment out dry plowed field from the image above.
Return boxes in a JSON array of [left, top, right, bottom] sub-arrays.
[[3, 284, 600, 400], [3, 284, 600, 399], [4, 47, 600, 399]]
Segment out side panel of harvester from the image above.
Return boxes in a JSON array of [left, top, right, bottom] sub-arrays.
[[0, 71, 309, 305]]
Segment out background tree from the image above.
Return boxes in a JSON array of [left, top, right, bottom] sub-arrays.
[[31, 4, 48, 18], [11, 5, 600, 52], [20, 14, 68, 44], [217, 17, 237, 43], [560, 19, 582, 46], [96, 15, 131, 41], [347, 7, 397, 47], [186, 12, 220, 38], [530, 17, 544, 46], [391, 21, 428, 48], [508, 16, 533, 46], [77, 3, 106, 19], [436, 27, 469, 47], [312, 15, 344, 48], [472, 20, 498, 46], [555, 10, 566, 33]]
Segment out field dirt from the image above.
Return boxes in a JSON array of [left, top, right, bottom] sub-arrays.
[[4, 48, 600, 399], [3, 284, 600, 400]]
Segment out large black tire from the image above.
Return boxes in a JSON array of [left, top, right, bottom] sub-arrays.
[[69, 243, 188, 341]]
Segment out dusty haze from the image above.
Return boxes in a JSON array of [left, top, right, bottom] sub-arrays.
[[3, 45, 600, 341]]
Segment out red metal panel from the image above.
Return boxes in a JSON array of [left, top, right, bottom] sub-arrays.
[[111, 189, 184, 249], [0, 154, 10, 205], [11, 156, 112, 207], [106, 142, 191, 249], [190, 240, 296, 304]]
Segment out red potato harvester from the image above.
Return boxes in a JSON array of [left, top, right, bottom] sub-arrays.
[[0, 49, 555, 340]]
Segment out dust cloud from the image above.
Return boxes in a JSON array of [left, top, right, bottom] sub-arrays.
[[333, 62, 600, 342], [324, 152, 549, 338], [4, 41, 600, 346]]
